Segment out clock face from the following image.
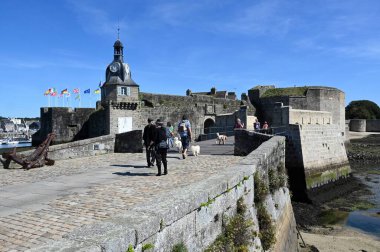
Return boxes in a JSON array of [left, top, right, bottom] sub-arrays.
[[110, 62, 120, 73]]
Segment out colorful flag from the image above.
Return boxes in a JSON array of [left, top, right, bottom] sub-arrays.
[[84, 89, 90, 94], [75, 94, 80, 100], [51, 92, 57, 96], [73, 88, 80, 94], [44, 89, 50, 96], [61, 88, 68, 94], [66, 92, 71, 97], [94, 89, 100, 94]]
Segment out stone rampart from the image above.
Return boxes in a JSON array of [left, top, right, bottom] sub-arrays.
[[234, 129, 272, 156], [349, 119, 367, 132], [33, 107, 96, 145], [272, 104, 332, 127], [24, 135, 115, 161], [114, 130, 143, 153], [287, 124, 350, 190], [349, 119, 380, 132], [366, 119, 380, 132], [30, 136, 298, 252]]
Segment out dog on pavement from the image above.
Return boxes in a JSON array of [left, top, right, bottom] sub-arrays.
[[216, 133, 227, 145], [174, 137, 183, 153], [191, 145, 200, 156]]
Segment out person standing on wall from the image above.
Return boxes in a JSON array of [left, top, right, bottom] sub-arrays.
[[234, 118, 245, 129], [178, 115, 192, 159], [153, 119, 168, 176], [143, 118, 156, 167], [254, 119, 261, 132], [262, 121, 269, 134]]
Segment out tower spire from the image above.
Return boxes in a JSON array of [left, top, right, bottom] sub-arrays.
[[117, 25, 120, 40]]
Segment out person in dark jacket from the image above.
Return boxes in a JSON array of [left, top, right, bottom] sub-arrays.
[[143, 118, 156, 167], [153, 119, 168, 176]]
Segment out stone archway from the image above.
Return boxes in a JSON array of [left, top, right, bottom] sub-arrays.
[[204, 118, 215, 134]]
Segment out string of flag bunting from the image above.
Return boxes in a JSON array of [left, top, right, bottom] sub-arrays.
[[43, 82, 103, 108]]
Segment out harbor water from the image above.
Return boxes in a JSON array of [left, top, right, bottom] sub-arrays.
[[345, 166, 380, 238]]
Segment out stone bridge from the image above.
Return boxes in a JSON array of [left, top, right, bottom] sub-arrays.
[[0, 137, 297, 252]]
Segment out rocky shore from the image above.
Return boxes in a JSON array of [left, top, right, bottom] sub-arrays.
[[347, 134, 380, 163]]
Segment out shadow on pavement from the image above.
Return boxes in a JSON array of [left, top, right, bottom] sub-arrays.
[[111, 164, 147, 169], [112, 171, 154, 176]]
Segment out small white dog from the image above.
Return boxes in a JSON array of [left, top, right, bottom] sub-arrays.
[[174, 137, 183, 153], [191, 145, 200, 156], [216, 133, 227, 145]]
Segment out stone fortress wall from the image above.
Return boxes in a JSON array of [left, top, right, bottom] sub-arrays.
[[349, 119, 380, 132], [273, 105, 332, 126], [34, 91, 252, 145], [31, 136, 298, 252], [249, 86, 345, 134], [249, 86, 350, 198]]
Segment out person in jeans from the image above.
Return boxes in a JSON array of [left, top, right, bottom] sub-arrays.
[[153, 119, 168, 176], [166, 122, 174, 148], [143, 118, 156, 167], [177, 115, 192, 159]]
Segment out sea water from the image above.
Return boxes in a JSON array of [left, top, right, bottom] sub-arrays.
[[346, 167, 380, 238], [0, 142, 32, 149]]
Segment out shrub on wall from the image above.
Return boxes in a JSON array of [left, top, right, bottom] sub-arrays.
[[257, 204, 276, 251], [254, 172, 269, 203], [277, 162, 288, 188], [205, 198, 254, 252]]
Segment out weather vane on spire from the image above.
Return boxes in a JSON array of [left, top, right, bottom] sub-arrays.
[[117, 25, 120, 40]]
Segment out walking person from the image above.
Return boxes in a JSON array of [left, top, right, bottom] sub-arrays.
[[153, 119, 168, 176], [143, 118, 156, 167], [166, 122, 174, 148], [178, 115, 192, 159]]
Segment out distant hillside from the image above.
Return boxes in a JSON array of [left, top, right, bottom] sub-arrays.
[[346, 100, 380, 119]]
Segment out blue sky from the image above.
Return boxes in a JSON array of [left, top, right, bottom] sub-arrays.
[[1, 0, 380, 117]]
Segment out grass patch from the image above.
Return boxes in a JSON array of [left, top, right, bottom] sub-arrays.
[[261, 87, 308, 98], [142, 243, 154, 251], [351, 201, 376, 211], [368, 170, 380, 175], [318, 210, 349, 225], [126, 244, 135, 252], [172, 242, 188, 252]]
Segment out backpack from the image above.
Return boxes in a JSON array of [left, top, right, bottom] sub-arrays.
[[178, 120, 188, 133], [157, 127, 168, 149]]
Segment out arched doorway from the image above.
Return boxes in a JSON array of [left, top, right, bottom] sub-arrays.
[[204, 118, 215, 134]]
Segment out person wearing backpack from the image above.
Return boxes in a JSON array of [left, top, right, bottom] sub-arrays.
[[177, 115, 192, 159], [143, 118, 156, 167], [153, 119, 169, 176]]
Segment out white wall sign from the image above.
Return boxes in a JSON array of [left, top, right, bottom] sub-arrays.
[[118, 117, 132, 133]]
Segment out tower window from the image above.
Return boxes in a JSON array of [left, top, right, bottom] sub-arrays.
[[119, 87, 131, 96]]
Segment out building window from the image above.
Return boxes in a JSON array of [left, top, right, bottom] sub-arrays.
[[119, 87, 131, 96]]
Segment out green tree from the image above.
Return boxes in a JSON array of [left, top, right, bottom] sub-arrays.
[[346, 100, 380, 119]]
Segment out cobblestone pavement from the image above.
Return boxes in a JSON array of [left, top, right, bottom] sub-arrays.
[[0, 145, 241, 251]]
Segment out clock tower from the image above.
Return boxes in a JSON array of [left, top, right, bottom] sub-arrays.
[[101, 39, 139, 106]]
